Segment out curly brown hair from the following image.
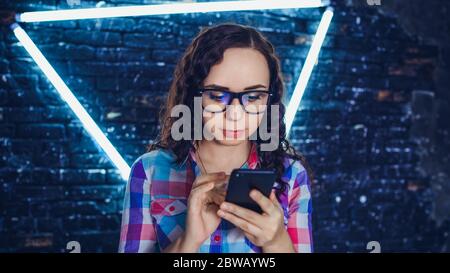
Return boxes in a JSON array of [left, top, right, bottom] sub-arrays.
[[148, 23, 313, 195]]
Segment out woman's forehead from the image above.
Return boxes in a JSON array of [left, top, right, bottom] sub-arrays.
[[203, 48, 270, 90]]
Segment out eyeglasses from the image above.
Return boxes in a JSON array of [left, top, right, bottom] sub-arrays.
[[196, 88, 273, 114]]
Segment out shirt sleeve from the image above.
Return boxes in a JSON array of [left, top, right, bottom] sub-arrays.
[[118, 157, 159, 253], [286, 166, 313, 253]]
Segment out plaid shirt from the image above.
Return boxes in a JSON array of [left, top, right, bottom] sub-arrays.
[[118, 142, 313, 253]]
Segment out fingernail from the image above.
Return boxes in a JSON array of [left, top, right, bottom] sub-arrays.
[[221, 203, 229, 210]]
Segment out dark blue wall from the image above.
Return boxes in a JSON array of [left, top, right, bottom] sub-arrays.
[[0, 0, 449, 252]]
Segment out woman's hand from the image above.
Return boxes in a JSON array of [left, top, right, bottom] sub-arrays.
[[165, 172, 227, 253], [186, 172, 227, 245], [217, 189, 296, 253]]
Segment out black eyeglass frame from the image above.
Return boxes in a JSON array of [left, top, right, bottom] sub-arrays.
[[195, 88, 274, 114]]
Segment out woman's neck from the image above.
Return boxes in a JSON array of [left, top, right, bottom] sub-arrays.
[[195, 140, 252, 174]]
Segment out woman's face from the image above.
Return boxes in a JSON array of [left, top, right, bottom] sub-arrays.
[[201, 47, 270, 146]]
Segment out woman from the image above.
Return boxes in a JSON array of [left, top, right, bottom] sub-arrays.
[[118, 23, 313, 253]]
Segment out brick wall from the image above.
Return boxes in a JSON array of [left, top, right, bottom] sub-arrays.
[[0, 0, 449, 252]]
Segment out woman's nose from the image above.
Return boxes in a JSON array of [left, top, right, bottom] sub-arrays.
[[225, 98, 245, 121]]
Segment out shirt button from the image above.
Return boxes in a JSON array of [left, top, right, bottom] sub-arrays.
[[214, 235, 221, 242], [168, 206, 175, 212]]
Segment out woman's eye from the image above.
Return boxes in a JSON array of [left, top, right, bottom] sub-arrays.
[[247, 95, 261, 101], [246, 92, 265, 101], [208, 92, 226, 101]]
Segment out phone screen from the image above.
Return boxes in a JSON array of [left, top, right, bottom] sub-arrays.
[[224, 169, 277, 214]]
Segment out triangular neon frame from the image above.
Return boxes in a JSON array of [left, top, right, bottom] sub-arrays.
[[9, 0, 333, 180]]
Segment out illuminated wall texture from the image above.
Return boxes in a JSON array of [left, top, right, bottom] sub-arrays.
[[0, 0, 449, 252]]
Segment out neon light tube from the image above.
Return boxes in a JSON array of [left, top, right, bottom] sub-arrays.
[[16, 0, 328, 22], [11, 23, 131, 180], [285, 7, 333, 136]]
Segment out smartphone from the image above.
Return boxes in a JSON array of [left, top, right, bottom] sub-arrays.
[[224, 168, 277, 214]]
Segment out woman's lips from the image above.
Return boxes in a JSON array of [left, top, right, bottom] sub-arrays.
[[221, 129, 245, 138]]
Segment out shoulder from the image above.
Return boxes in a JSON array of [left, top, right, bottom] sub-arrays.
[[129, 148, 177, 181]]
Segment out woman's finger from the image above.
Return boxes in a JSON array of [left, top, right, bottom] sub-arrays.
[[219, 202, 264, 226], [189, 182, 214, 208], [243, 231, 258, 244], [217, 209, 261, 236], [210, 190, 226, 205], [269, 191, 282, 209], [192, 181, 215, 194], [249, 189, 276, 215], [192, 172, 227, 188]]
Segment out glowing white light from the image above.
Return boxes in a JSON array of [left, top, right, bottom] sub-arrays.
[[11, 23, 131, 180], [285, 8, 334, 136], [16, 0, 328, 22]]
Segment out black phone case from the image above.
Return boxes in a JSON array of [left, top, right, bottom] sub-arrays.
[[224, 168, 277, 214]]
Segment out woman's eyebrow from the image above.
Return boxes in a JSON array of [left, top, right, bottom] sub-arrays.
[[203, 84, 267, 90]]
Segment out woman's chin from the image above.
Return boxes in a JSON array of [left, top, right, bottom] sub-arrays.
[[213, 137, 247, 146]]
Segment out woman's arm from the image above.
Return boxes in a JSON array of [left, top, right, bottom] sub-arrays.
[[118, 158, 159, 253], [217, 190, 296, 253], [216, 161, 313, 253], [163, 172, 228, 253], [286, 169, 313, 253]]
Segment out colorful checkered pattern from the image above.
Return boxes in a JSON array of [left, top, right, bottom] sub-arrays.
[[118, 142, 313, 253]]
